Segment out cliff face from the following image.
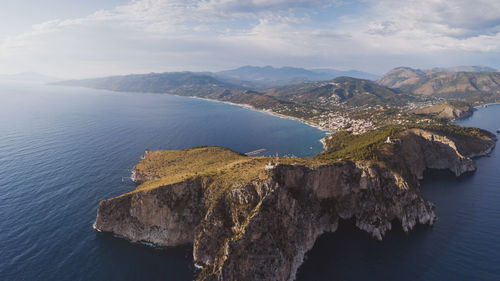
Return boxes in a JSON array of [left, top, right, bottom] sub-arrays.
[[94, 129, 496, 281], [95, 178, 207, 246], [196, 162, 436, 281]]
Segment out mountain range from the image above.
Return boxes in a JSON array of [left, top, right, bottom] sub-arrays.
[[216, 65, 379, 87], [55, 64, 500, 116], [378, 66, 500, 103], [56, 71, 408, 112]]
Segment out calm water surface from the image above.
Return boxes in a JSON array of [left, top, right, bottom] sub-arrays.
[[297, 105, 500, 280], [1, 81, 499, 280], [0, 81, 326, 280]]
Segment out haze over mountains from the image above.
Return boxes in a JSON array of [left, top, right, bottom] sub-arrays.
[[215, 66, 379, 87], [0, 72, 60, 83]]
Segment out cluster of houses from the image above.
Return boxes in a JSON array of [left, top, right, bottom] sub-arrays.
[[317, 112, 376, 134]]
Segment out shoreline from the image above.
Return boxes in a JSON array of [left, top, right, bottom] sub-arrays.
[[187, 95, 331, 151], [474, 102, 500, 109], [188, 96, 331, 132]]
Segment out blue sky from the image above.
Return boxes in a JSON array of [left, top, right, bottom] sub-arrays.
[[1, 0, 500, 78]]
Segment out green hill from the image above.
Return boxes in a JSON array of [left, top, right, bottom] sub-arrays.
[[265, 76, 415, 109]]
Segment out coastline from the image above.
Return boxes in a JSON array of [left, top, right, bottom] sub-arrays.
[[474, 102, 500, 109], [187, 95, 332, 151], [188, 96, 330, 132]]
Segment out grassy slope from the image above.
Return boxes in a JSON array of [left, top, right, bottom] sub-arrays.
[[129, 122, 492, 198], [319, 122, 493, 162], [131, 146, 331, 197]]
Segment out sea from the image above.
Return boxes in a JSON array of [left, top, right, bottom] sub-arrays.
[[0, 81, 325, 280], [0, 81, 498, 280]]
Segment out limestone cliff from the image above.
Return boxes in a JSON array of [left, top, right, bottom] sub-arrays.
[[94, 128, 496, 281], [410, 102, 475, 120]]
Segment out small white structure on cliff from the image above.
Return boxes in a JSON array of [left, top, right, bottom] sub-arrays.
[[385, 137, 393, 144], [265, 162, 275, 170], [265, 152, 280, 170]]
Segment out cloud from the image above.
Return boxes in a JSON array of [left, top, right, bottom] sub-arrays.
[[1, 0, 500, 77], [369, 0, 500, 38]]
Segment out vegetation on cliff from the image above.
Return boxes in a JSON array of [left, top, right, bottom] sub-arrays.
[[94, 122, 497, 281], [320, 123, 495, 162], [265, 76, 416, 108], [78, 65, 500, 281], [131, 146, 332, 205]]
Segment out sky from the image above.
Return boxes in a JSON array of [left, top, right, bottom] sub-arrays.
[[1, 0, 500, 78]]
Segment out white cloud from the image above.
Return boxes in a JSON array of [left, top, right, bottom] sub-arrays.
[[369, 0, 500, 38], [1, 0, 500, 77]]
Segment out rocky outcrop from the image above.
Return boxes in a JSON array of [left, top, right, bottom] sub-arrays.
[[94, 178, 207, 247], [94, 128, 496, 281], [437, 104, 474, 120], [195, 162, 437, 281], [410, 102, 475, 121]]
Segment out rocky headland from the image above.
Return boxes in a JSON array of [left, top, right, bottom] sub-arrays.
[[410, 102, 475, 120], [94, 125, 496, 281]]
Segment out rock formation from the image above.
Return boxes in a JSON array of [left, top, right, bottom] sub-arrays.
[[94, 128, 496, 281], [410, 102, 475, 120]]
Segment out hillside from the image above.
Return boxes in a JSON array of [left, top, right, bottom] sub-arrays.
[[378, 66, 498, 89], [56, 72, 238, 95], [427, 65, 497, 73], [378, 66, 500, 103], [56, 72, 295, 110], [265, 76, 415, 109], [377, 67, 426, 89]]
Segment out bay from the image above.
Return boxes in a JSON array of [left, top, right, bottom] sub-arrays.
[[0, 81, 326, 281]]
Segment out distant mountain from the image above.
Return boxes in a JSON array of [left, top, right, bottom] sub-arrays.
[[265, 76, 415, 108], [377, 67, 426, 89], [425, 65, 497, 73], [55, 72, 294, 111], [216, 66, 379, 87], [56, 72, 238, 94], [310, 68, 380, 81], [378, 66, 500, 103], [57, 71, 414, 120], [0, 72, 60, 82]]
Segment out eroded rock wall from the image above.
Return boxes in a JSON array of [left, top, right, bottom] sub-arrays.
[[95, 177, 207, 247], [94, 129, 496, 281]]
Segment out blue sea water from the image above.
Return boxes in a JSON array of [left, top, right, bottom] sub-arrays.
[[1, 81, 499, 281], [0, 81, 326, 280], [297, 105, 500, 280]]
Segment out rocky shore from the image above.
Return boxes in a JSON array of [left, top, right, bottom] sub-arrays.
[[94, 128, 496, 281]]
